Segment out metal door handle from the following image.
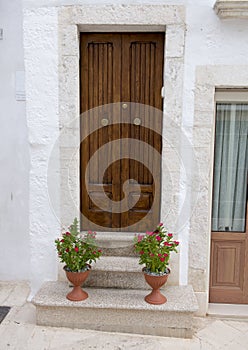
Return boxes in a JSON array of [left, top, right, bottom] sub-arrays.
[[122, 103, 128, 110]]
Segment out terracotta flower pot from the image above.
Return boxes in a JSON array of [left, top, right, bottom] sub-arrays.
[[64, 265, 91, 301], [143, 268, 170, 305]]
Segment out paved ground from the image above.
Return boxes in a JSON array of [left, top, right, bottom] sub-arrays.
[[0, 282, 248, 350]]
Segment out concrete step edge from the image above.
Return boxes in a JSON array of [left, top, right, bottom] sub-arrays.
[[91, 256, 141, 272], [32, 282, 198, 313]]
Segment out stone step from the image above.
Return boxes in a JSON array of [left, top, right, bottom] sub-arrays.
[[59, 256, 148, 289], [32, 282, 198, 338], [85, 256, 147, 289], [95, 232, 137, 257], [58, 256, 177, 289], [58, 256, 146, 289]]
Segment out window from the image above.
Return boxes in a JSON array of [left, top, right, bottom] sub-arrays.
[[212, 90, 248, 232]]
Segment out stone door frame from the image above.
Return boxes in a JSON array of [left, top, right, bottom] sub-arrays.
[[191, 66, 248, 312], [58, 4, 186, 232]]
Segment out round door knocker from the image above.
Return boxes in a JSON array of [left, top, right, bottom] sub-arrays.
[[133, 117, 141, 126], [101, 118, 109, 127]]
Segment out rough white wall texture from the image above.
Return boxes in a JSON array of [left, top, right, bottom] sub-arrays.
[[23, 6, 60, 295], [0, 1, 30, 280]]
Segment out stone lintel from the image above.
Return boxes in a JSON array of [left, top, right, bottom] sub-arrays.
[[214, 0, 248, 18]]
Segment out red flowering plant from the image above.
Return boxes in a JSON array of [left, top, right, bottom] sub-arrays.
[[55, 218, 102, 272], [133, 223, 179, 275]]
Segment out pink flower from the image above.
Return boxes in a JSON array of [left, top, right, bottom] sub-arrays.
[[164, 242, 172, 246], [65, 232, 71, 236], [139, 251, 144, 255], [98, 249, 102, 253], [150, 253, 155, 257], [65, 248, 69, 252], [164, 253, 168, 257], [160, 257, 165, 262], [168, 233, 173, 238], [159, 223, 163, 227], [146, 231, 154, 236], [138, 234, 144, 242], [158, 253, 162, 257], [74, 247, 79, 252], [156, 235, 162, 241], [60, 239, 65, 243], [174, 241, 179, 245]]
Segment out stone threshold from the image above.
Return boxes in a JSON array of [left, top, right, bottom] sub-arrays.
[[208, 303, 248, 320], [32, 282, 198, 338]]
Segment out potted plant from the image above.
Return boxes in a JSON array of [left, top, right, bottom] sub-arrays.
[[55, 218, 102, 301], [133, 223, 179, 305]]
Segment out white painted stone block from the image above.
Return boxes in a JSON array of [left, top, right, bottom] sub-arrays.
[[59, 24, 79, 57], [165, 24, 185, 58]]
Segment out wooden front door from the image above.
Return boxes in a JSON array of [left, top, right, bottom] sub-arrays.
[[80, 33, 164, 231], [210, 97, 248, 303]]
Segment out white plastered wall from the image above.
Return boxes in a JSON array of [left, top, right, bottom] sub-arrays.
[[23, 7, 60, 296], [0, 0, 30, 280]]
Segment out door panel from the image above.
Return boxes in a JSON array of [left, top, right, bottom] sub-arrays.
[[210, 232, 248, 303], [210, 233, 247, 303], [80, 33, 164, 231]]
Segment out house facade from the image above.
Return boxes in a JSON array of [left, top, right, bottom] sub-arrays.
[[1, 0, 248, 316]]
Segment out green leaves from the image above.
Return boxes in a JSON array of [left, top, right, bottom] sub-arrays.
[[69, 217, 79, 236], [133, 223, 179, 274], [55, 218, 102, 272]]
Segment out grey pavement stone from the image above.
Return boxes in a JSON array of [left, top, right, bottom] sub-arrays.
[[0, 282, 248, 350]]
